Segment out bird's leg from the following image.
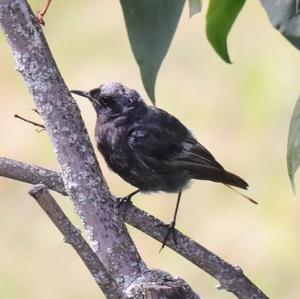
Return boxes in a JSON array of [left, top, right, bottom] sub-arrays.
[[158, 190, 182, 252], [116, 189, 140, 221]]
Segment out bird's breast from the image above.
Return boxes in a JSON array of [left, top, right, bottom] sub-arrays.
[[95, 121, 131, 171]]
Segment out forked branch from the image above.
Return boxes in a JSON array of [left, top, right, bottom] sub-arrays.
[[29, 184, 120, 299], [0, 157, 268, 299]]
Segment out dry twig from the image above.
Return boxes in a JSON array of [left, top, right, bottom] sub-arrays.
[[37, 0, 52, 25]]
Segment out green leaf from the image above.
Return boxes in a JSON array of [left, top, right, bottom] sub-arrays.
[[260, 0, 300, 50], [287, 96, 300, 193], [120, 0, 185, 104], [189, 0, 202, 18], [206, 0, 246, 63]]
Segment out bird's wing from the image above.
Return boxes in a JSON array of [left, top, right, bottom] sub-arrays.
[[128, 107, 249, 189], [127, 107, 222, 174]]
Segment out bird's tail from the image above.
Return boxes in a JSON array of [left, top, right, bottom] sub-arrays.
[[224, 184, 257, 205], [221, 170, 257, 205], [184, 162, 256, 204], [221, 170, 248, 189]]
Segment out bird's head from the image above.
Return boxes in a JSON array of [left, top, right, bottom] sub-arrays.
[[71, 82, 146, 121]]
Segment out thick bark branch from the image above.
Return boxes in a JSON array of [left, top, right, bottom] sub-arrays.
[[0, 157, 269, 299], [0, 0, 145, 291], [0, 1, 200, 298], [28, 184, 120, 299]]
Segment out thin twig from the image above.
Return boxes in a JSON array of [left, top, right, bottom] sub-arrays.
[[37, 0, 52, 25], [0, 157, 269, 299], [32, 108, 40, 115], [29, 184, 120, 299], [14, 114, 45, 129]]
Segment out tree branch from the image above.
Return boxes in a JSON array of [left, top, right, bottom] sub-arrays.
[[0, 0, 145, 291], [0, 1, 200, 298], [0, 157, 66, 195], [28, 184, 120, 299], [0, 156, 269, 299]]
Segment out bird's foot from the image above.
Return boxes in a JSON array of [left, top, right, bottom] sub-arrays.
[[116, 195, 132, 221], [156, 220, 177, 252], [115, 190, 140, 222]]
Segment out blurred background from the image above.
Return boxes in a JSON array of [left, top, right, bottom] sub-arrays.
[[1, 1, 300, 298]]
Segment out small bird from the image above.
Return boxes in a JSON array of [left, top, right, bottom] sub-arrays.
[[71, 83, 256, 249]]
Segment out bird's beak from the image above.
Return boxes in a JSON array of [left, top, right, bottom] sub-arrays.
[[70, 90, 92, 99], [71, 89, 101, 107]]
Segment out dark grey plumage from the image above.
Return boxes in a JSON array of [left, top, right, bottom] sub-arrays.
[[71, 82, 254, 250], [71, 82, 248, 193]]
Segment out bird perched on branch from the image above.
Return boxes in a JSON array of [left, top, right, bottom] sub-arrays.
[[71, 82, 256, 250]]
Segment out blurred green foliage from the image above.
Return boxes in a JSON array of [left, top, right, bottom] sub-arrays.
[[0, 1, 300, 299], [287, 97, 300, 193], [188, 0, 202, 18], [206, 0, 246, 63], [120, 0, 185, 103], [261, 0, 300, 50]]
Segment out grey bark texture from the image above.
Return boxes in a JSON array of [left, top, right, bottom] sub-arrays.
[[29, 184, 120, 299], [0, 157, 67, 195], [0, 0, 200, 298], [0, 157, 269, 299], [0, 0, 145, 289]]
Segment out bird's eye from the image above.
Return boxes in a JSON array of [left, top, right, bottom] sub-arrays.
[[89, 88, 101, 99], [100, 95, 113, 107], [101, 95, 110, 101]]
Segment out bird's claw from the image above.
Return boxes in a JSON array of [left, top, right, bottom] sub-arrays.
[[156, 221, 177, 252], [116, 195, 132, 221]]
